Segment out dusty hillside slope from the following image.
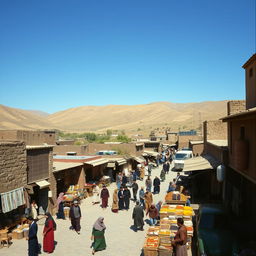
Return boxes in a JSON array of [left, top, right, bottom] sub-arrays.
[[0, 101, 228, 132], [47, 101, 228, 132]]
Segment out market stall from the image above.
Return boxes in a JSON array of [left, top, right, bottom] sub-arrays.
[[143, 203, 194, 256]]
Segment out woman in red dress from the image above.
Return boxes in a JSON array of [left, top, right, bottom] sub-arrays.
[[43, 213, 56, 253]]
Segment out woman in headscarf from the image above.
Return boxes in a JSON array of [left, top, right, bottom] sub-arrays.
[[56, 192, 65, 219], [91, 217, 106, 255], [111, 189, 119, 213], [43, 212, 56, 253]]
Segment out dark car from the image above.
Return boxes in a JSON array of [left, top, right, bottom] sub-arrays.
[[196, 205, 240, 256]]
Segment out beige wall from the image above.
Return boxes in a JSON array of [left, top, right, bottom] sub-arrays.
[[227, 101, 246, 115], [54, 145, 88, 155], [190, 143, 204, 156], [178, 135, 202, 150], [0, 130, 56, 145], [0, 141, 27, 193]]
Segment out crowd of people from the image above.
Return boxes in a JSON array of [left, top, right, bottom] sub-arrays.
[[26, 146, 191, 256]]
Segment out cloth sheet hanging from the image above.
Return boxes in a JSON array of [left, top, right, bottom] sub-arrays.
[[0, 187, 25, 213]]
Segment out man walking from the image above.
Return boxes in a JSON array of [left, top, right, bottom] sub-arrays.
[[132, 201, 144, 231], [118, 186, 124, 210], [132, 180, 139, 201], [69, 200, 82, 234], [123, 186, 131, 210], [27, 216, 39, 256], [153, 176, 161, 194]]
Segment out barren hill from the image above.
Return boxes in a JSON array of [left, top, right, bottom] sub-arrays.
[[47, 101, 228, 132], [0, 104, 55, 130], [0, 101, 228, 133]]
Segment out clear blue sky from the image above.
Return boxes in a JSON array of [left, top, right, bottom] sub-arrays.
[[0, 0, 255, 113]]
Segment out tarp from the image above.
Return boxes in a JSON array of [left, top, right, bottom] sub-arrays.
[[0, 187, 25, 213], [182, 155, 220, 172]]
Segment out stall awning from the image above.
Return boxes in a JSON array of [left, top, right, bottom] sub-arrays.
[[182, 155, 220, 172], [136, 143, 144, 146], [116, 159, 127, 166], [85, 158, 109, 167], [107, 162, 115, 168], [35, 180, 50, 189], [143, 150, 160, 157], [133, 156, 146, 163], [53, 162, 83, 173]]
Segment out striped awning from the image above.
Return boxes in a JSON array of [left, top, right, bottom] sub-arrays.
[[133, 156, 146, 163]]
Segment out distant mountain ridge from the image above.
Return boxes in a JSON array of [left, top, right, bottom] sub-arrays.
[[0, 101, 229, 133]]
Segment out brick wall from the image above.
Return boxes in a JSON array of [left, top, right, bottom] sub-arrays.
[[203, 120, 227, 143], [0, 141, 27, 193], [227, 101, 246, 116]]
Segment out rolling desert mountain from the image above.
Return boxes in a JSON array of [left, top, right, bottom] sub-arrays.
[[47, 101, 229, 132], [0, 104, 55, 130], [0, 101, 229, 133]]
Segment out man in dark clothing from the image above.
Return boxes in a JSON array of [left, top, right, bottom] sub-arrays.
[[118, 187, 124, 210], [132, 201, 144, 231], [163, 162, 168, 174], [166, 161, 170, 174], [27, 217, 40, 256], [69, 200, 82, 234], [123, 186, 131, 210], [132, 180, 139, 201], [153, 176, 161, 194]]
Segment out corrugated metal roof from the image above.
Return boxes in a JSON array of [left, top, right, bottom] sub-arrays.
[[53, 162, 83, 173], [143, 150, 160, 157], [133, 156, 146, 163], [183, 155, 220, 172], [84, 158, 109, 167]]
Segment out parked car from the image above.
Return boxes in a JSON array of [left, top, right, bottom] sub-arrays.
[[172, 150, 193, 171], [196, 204, 240, 256], [96, 150, 117, 155]]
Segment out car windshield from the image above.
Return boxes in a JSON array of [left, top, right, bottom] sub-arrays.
[[199, 213, 228, 229], [175, 153, 188, 160]]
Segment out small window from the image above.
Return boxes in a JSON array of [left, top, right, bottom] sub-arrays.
[[249, 68, 253, 77]]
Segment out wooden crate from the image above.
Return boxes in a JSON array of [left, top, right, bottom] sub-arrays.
[[143, 248, 158, 256]]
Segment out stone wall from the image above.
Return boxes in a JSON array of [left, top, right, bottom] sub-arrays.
[[227, 101, 246, 116], [0, 141, 27, 193], [203, 120, 227, 143]]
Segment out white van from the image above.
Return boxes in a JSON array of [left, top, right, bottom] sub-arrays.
[[173, 150, 193, 171]]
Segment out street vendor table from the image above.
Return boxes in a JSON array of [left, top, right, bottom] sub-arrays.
[[84, 184, 94, 197]]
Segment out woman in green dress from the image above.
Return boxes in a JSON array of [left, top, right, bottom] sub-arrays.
[[91, 217, 106, 255]]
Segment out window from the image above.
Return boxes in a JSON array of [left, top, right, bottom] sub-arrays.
[[249, 68, 253, 78], [27, 149, 49, 183]]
